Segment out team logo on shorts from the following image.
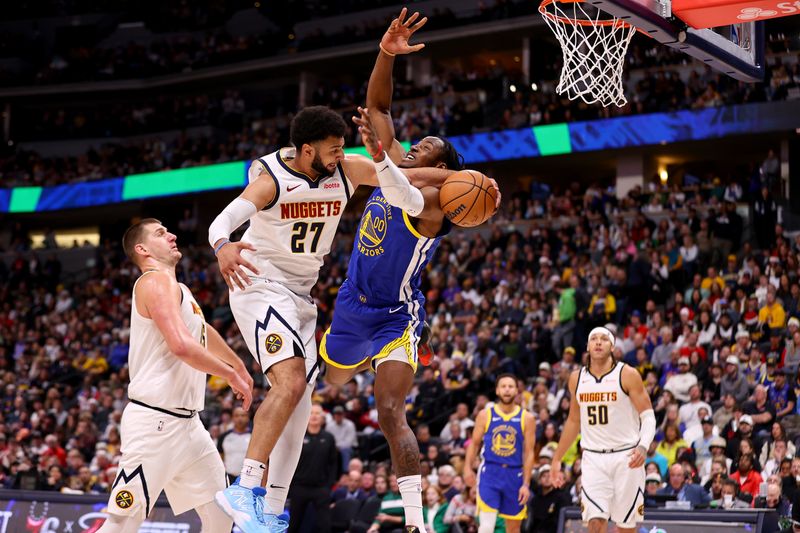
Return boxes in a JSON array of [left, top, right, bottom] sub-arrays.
[[115, 490, 134, 509], [265, 333, 283, 354], [637, 503, 644, 516]]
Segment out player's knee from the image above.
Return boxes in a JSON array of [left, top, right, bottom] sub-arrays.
[[376, 396, 407, 433], [281, 375, 307, 403]]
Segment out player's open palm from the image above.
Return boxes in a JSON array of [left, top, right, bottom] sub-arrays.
[[228, 368, 253, 411], [216, 241, 259, 291], [381, 7, 427, 55], [353, 107, 381, 158]]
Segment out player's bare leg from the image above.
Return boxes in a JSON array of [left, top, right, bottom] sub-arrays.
[[249, 357, 308, 464], [216, 356, 305, 532], [325, 360, 371, 385], [588, 518, 609, 533], [374, 358, 426, 531], [504, 519, 523, 533]]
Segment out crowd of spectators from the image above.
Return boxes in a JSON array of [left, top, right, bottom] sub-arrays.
[[0, 152, 797, 529], [3, 43, 799, 190]]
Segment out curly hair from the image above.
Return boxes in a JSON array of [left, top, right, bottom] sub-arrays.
[[290, 106, 347, 149], [434, 136, 464, 170]]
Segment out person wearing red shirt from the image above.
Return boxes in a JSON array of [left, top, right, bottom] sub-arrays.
[[730, 453, 763, 499], [39, 434, 67, 468]]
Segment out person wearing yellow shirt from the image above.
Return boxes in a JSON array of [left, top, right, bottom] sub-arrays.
[[758, 288, 786, 331], [700, 266, 725, 293], [588, 285, 616, 324], [81, 350, 109, 376], [655, 423, 688, 466]]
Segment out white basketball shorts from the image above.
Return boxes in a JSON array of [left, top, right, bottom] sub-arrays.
[[229, 279, 319, 384], [106, 402, 227, 519], [580, 448, 645, 528]]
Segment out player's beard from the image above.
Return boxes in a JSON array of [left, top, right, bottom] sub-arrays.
[[497, 394, 516, 406], [311, 153, 335, 178]]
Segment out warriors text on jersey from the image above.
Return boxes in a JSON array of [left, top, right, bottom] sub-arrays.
[[241, 148, 353, 295], [481, 404, 525, 467], [347, 188, 450, 305], [128, 272, 207, 412], [576, 362, 640, 451]]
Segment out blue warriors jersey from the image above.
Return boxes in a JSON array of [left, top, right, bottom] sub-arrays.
[[477, 404, 528, 520], [320, 188, 450, 372], [482, 404, 525, 467], [348, 188, 451, 305]]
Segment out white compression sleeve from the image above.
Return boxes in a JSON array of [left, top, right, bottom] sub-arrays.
[[374, 156, 425, 217], [639, 409, 656, 450], [208, 197, 257, 247]]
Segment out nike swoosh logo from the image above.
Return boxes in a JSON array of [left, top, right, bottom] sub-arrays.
[[389, 306, 405, 314], [269, 484, 286, 489], [380, 165, 389, 172], [287, 184, 301, 192]]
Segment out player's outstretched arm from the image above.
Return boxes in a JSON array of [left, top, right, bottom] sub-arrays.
[[208, 164, 278, 291], [347, 106, 453, 191], [206, 324, 254, 410], [551, 370, 581, 488], [367, 7, 427, 164], [463, 407, 488, 488], [137, 272, 250, 405], [622, 365, 655, 469]]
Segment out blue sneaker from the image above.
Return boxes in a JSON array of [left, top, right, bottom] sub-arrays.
[[263, 513, 288, 532], [215, 481, 269, 533]]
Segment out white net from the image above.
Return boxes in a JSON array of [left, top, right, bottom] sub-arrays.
[[539, 0, 638, 108]]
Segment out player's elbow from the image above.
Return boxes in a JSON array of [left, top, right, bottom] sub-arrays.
[[167, 337, 191, 358]]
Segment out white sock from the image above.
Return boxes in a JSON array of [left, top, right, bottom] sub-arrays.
[[240, 458, 266, 489], [478, 511, 498, 533], [397, 475, 425, 529]]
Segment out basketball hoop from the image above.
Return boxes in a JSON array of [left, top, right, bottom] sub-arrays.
[[539, 0, 645, 108]]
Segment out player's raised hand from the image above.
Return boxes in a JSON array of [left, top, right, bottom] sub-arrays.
[[381, 7, 427, 56], [228, 367, 254, 411], [215, 241, 259, 291], [628, 445, 646, 469], [352, 107, 383, 160]]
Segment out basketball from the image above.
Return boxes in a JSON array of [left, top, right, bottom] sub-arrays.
[[439, 170, 497, 227]]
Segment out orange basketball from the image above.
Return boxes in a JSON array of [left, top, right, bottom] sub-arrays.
[[439, 170, 497, 227]]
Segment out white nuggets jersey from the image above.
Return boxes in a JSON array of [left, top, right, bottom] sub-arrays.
[[242, 148, 353, 295], [576, 362, 640, 451], [128, 272, 207, 412]]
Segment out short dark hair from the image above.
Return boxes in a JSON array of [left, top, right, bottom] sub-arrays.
[[434, 136, 464, 170], [290, 106, 347, 149], [496, 373, 518, 388], [122, 218, 161, 264]]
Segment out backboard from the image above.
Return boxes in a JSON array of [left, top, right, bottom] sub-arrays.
[[588, 0, 765, 82]]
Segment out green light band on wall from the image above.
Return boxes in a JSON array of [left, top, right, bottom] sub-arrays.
[[532, 123, 572, 156], [122, 161, 247, 201], [9, 187, 42, 213]]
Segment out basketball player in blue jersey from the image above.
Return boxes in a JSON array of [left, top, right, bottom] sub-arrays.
[[209, 106, 457, 532], [463, 374, 536, 533], [320, 10, 500, 533], [550, 327, 656, 533]]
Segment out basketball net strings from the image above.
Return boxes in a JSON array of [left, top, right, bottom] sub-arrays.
[[541, 2, 637, 107]]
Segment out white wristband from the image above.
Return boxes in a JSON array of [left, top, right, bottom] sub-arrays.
[[639, 409, 656, 450], [208, 197, 257, 248], [374, 156, 425, 217]]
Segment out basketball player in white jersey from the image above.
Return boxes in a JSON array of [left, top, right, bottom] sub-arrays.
[[209, 105, 454, 532], [551, 327, 656, 533], [98, 219, 253, 533]]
